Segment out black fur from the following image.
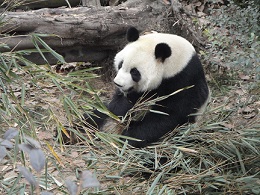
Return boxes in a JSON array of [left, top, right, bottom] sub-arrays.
[[130, 68, 141, 82], [107, 89, 134, 116], [126, 27, 139, 42], [88, 54, 209, 148], [155, 43, 172, 62]]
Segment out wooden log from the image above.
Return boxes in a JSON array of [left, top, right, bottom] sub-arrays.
[[0, 0, 170, 64], [0, 0, 81, 9]]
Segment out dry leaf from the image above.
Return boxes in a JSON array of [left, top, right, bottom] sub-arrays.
[[239, 106, 257, 119], [222, 122, 234, 129], [242, 106, 254, 114], [235, 89, 245, 95], [239, 73, 250, 81], [177, 147, 198, 153]]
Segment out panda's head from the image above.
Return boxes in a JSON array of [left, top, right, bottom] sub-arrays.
[[113, 27, 195, 93]]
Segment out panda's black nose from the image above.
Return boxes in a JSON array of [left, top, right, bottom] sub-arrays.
[[114, 82, 123, 88]]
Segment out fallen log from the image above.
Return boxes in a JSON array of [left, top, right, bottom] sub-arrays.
[[0, 0, 171, 64], [0, 0, 81, 9]]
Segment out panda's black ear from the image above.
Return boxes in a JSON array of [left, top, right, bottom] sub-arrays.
[[155, 43, 172, 63], [126, 27, 139, 42]]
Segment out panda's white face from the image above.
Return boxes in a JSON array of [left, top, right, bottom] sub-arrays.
[[113, 32, 195, 94], [114, 43, 164, 93]]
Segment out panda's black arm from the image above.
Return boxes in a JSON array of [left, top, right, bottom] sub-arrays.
[[107, 89, 134, 116], [121, 111, 184, 148], [82, 109, 108, 128], [83, 89, 134, 129]]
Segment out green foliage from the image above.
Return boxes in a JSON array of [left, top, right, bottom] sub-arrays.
[[233, 0, 260, 8], [202, 1, 260, 78]]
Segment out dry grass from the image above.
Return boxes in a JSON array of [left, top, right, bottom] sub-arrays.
[[0, 54, 259, 194]]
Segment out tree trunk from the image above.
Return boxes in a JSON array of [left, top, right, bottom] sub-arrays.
[[0, 0, 171, 64]]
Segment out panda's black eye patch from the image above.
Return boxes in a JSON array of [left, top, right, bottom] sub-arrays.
[[118, 61, 123, 70], [130, 68, 141, 82]]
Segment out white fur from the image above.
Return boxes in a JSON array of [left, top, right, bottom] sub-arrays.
[[114, 33, 195, 93]]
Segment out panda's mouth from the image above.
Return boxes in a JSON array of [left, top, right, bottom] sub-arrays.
[[119, 86, 134, 94], [127, 87, 134, 92]]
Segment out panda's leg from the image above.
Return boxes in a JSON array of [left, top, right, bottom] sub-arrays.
[[121, 112, 181, 148]]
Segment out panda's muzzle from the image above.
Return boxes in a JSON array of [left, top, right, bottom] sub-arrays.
[[114, 82, 123, 88], [114, 81, 134, 93]]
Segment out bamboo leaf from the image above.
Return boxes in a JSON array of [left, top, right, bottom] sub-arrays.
[[81, 170, 100, 188], [17, 166, 37, 186], [18, 143, 34, 154], [46, 142, 64, 167], [29, 148, 46, 172], [65, 180, 78, 195], [31, 34, 65, 63], [25, 136, 42, 148], [4, 128, 19, 140], [0, 139, 14, 149], [147, 171, 164, 195], [0, 146, 7, 161]]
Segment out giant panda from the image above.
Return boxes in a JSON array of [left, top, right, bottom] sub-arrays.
[[86, 27, 209, 148]]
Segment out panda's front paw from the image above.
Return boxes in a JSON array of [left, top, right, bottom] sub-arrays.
[[121, 129, 148, 148]]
